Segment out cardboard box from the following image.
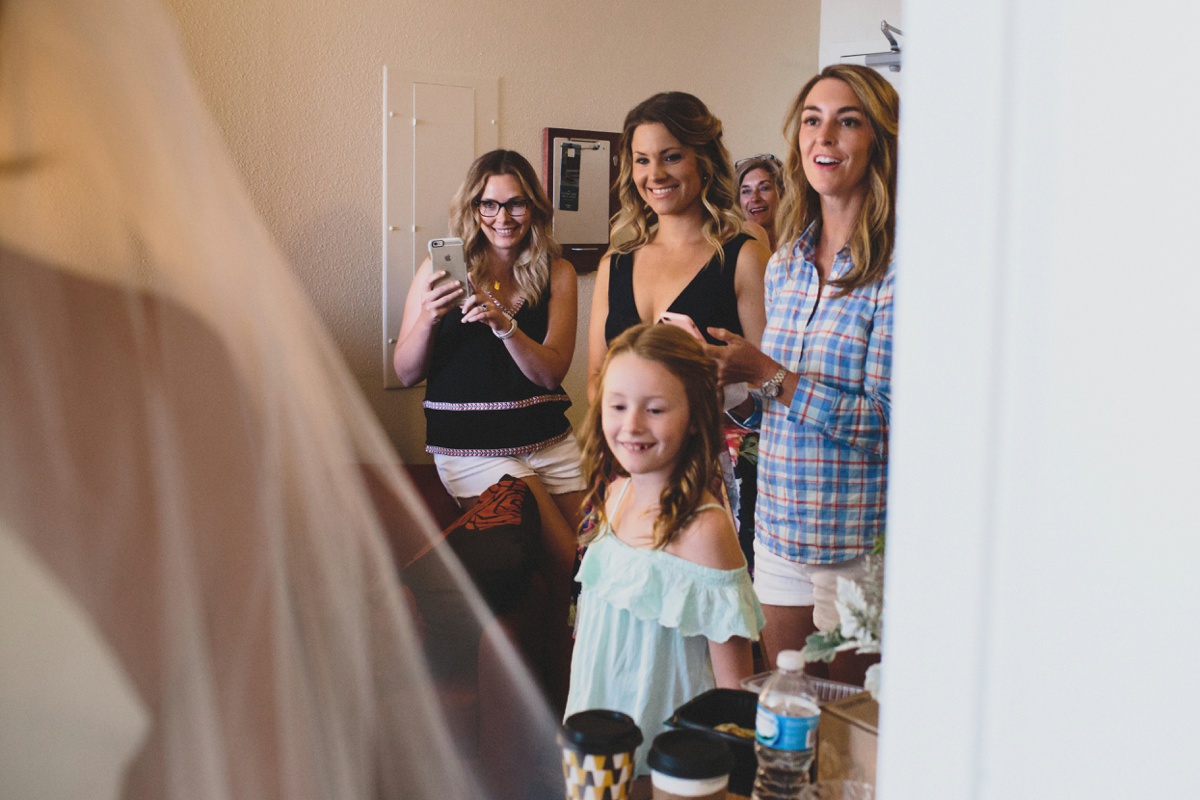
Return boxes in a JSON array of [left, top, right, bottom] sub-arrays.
[[816, 692, 878, 785]]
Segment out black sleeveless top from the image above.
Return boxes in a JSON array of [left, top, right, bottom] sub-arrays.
[[604, 233, 750, 346], [424, 289, 572, 457]]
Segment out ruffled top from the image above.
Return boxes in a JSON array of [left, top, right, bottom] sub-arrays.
[[565, 520, 764, 775], [575, 533, 764, 641]]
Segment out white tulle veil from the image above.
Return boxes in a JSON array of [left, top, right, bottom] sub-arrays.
[[0, 0, 560, 797]]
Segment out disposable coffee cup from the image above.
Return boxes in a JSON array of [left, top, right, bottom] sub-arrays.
[[559, 709, 644, 800], [648, 729, 733, 800]]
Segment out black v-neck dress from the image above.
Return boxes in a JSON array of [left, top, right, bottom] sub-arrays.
[[604, 233, 750, 346]]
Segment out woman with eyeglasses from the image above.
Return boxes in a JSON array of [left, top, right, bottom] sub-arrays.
[[705, 65, 897, 683], [735, 154, 785, 251], [394, 148, 583, 708]]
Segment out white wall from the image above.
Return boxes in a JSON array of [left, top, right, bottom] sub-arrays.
[[819, 0, 902, 78], [882, 1, 1200, 798], [164, 0, 822, 463]]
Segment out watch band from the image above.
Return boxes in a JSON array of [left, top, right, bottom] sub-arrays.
[[761, 367, 788, 398]]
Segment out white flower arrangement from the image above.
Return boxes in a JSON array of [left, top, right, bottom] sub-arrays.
[[800, 540, 885, 700]]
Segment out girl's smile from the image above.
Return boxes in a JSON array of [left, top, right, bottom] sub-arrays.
[[601, 352, 692, 484]]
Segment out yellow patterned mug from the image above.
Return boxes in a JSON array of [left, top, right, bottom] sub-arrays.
[[559, 710, 644, 800]]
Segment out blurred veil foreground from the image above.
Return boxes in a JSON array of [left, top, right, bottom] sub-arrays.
[[0, 0, 560, 798]]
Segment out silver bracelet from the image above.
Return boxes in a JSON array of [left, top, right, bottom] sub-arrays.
[[494, 318, 517, 340]]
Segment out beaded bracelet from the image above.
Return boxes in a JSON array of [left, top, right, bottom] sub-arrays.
[[494, 318, 518, 340]]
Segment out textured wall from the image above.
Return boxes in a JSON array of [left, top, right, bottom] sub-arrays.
[[165, 0, 821, 463]]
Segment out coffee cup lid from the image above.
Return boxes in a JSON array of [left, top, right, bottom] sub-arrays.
[[647, 730, 733, 779], [560, 709, 644, 755]]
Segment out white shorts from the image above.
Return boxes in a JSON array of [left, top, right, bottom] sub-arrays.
[[433, 432, 586, 501], [752, 540, 870, 632]]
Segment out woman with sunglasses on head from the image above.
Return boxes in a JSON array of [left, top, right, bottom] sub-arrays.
[[735, 154, 785, 252], [705, 65, 898, 684], [394, 149, 582, 709], [587, 92, 771, 405]]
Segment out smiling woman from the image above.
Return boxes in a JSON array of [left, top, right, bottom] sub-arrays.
[[586, 92, 771, 404], [735, 155, 785, 251], [586, 92, 772, 563], [392, 148, 584, 709], [703, 65, 899, 683]]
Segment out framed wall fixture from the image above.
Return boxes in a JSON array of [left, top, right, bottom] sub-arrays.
[[541, 128, 620, 274]]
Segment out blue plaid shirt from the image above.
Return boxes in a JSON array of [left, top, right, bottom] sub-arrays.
[[756, 223, 894, 564]]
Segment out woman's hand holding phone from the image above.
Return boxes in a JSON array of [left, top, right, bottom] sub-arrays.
[[421, 269, 465, 327], [423, 237, 469, 327]]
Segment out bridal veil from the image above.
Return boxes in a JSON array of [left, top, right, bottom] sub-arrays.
[[0, 0, 559, 797]]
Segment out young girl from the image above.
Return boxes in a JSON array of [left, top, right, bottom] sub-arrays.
[[565, 323, 765, 773]]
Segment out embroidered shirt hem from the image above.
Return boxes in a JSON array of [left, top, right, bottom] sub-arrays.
[[425, 428, 571, 458]]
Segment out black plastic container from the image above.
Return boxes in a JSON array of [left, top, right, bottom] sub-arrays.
[[664, 688, 758, 797]]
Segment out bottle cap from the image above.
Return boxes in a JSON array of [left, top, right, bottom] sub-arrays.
[[560, 709, 644, 755], [647, 730, 733, 779], [776, 650, 805, 671]]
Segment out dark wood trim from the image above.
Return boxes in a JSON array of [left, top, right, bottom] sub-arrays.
[[542, 127, 621, 274]]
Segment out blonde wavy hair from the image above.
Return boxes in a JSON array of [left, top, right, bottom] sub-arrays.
[[777, 64, 899, 295], [610, 92, 744, 266], [579, 324, 724, 549], [448, 149, 561, 307]]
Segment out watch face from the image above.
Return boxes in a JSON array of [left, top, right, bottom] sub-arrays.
[[763, 368, 785, 398]]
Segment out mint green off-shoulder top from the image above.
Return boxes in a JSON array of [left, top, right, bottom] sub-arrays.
[[564, 497, 765, 775]]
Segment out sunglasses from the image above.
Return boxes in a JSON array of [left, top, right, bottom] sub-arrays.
[[734, 154, 783, 170]]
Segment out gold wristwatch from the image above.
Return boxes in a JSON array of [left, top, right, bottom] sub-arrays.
[[761, 367, 788, 399]]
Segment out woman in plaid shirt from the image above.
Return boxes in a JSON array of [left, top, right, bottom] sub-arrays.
[[705, 65, 898, 680]]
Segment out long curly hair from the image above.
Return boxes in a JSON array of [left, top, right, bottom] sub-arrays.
[[777, 64, 899, 295], [578, 324, 724, 549], [609, 92, 744, 266], [447, 149, 560, 307]]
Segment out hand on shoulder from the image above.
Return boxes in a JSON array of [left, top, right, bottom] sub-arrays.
[[668, 497, 745, 571]]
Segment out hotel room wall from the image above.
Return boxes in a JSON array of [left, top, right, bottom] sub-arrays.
[[163, 0, 822, 463]]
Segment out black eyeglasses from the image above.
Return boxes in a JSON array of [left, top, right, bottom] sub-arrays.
[[473, 198, 531, 218], [734, 154, 783, 170]]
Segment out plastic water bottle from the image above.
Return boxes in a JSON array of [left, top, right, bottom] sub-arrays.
[[751, 649, 820, 800]]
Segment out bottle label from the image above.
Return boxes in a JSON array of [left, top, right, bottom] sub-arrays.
[[755, 705, 817, 751]]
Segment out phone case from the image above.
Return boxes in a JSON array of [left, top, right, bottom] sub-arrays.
[[428, 237, 469, 289]]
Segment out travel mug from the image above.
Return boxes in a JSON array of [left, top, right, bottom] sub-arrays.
[[648, 729, 733, 800], [559, 709, 644, 800]]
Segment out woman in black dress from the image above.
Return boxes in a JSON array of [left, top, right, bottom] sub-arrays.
[[587, 92, 770, 402]]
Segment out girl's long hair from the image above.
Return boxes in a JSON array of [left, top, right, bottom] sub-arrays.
[[609, 92, 744, 266], [448, 149, 560, 307], [579, 324, 724, 549], [777, 64, 899, 295]]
